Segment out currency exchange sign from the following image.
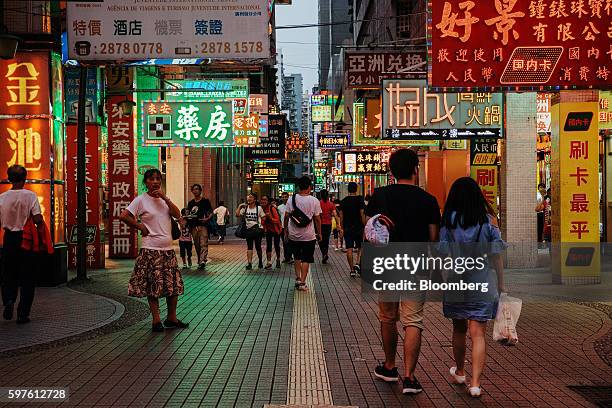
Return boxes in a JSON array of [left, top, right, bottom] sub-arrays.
[[429, 0, 612, 90], [67, 0, 270, 60], [141, 101, 233, 147], [345, 51, 426, 89], [381, 79, 503, 140]]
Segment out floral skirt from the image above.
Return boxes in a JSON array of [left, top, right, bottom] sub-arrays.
[[128, 249, 184, 298]]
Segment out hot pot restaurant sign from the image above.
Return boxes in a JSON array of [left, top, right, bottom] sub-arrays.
[[428, 0, 612, 90]]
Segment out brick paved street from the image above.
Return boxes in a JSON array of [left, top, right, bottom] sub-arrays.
[[0, 239, 610, 407]]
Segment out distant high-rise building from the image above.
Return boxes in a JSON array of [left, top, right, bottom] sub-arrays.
[[281, 73, 304, 134], [318, 0, 352, 89]]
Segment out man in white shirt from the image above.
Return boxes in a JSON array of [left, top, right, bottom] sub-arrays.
[[283, 177, 321, 291], [213, 201, 228, 244], [0, 165, 43, 324], [277, 192, 293, 263]]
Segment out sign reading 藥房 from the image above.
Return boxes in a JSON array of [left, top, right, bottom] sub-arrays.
[[428, 0, 612, 90], [345, 51, 427, 89], [382, 80, 503, 140], [600, 91, 612, 130], [342, 151, 390, 175], [67, 0, 270, 60], [141, 100, 233, 146], [165, 79, 249, 100], [317, 133, 350, 149]]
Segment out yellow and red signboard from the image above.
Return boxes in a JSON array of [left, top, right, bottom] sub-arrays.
[[600, 91, 612, 130], [471, 165, 498, 215], [0, 52, 49, 115], [0, 119, 51, 182]]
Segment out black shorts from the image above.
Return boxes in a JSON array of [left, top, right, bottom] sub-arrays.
[[288, 240, 316, 263], [344, 233, 363, 249]]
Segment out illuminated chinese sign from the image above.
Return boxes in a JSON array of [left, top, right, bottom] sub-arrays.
[[429, 0, 612, 90], [248, 93, 269, 115], [233, 113, 261, 147], [252, 161, 280, 183], [107, 95, 138, 259], [342, 151, 389, 174], [317, 133, 350, 149], [600, 91, 612, 130], [286, 134, 309, 152], [345, 51, 426, 88], [470, 138, 498, 165], [245, 114, 286, 160], [141, 100, 233, 146], [65, 68, 100, 124], [66, 125, 104, 269], [0, 119, 51, 182], [382, 80, 503, 140], [537, 93, 552, 133], [0, 52, 49, 115], [471, 165, 499, 214], [165, 79, 249, 100], [233, 98, 248, 116], [311, 105, 333, 122], [366, 97, 381, 138]]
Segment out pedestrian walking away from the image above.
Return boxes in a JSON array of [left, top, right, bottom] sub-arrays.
[[213, 201, 229, 244], [0, 165, 45, 325], [119, 168, 189, 333], [439, 177, 506, 398], [277, 191, 293, 263], [284, 176, 321, 291], [187, 184, 213, 270], [236, 193, 265, 270], [178, 208, 193, 269], [332, 198, 344, 251], [260, 195, 282, 269], [365, 149, 440, 395], [339, 182, 366, 277], [318, 189, 336, 264]]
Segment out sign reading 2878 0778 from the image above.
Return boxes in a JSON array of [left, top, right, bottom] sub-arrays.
[[67, 0, 270, 61]]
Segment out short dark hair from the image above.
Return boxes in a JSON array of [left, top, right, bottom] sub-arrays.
[[538, 183, 546, 189], [143, 168, 162, 184], [7, 165, 26, 183], [297, 176, 312, 191], [389, 149, 419, 180], [191, 184, 202, 191], [348, 182, 358, 193], [218, 201, 225, 207], [281, 192, 289, 196], [320, 189, 329, 201]]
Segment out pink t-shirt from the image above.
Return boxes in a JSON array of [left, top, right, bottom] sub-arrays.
[[319, 200, 335, 225]]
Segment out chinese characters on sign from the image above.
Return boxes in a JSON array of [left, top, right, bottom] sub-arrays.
[[342, 151, 389, 174], [345, 51, 427, 88], [107, 95, 137, 258], [248, 93, 269, 115], [66, 125, 104, 269], [141, 101, 233, 146], [252, 162, 280, 183], [0, 119, 51, 182], [600, 91, 612, 130], [245, 114, 286, 160], [429, 0, 612, 90], [537, 93, 552, 133], [233, 113, 261, 147], [382, 80, 503, 140], [286, 134, 309, 152], [67, 0, 270, 60], [317, 133, 350, 149], [65, 68, 100, 123], [470, 138, 499, 214], [0, 52, 49, 116], [165, 79, 249, 100], [311, 105, 333, 122]]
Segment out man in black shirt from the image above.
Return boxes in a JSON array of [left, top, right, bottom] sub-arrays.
[[187, 184, 213, 270], [339, 182, 365, 277], [365, 149, 440, 395]]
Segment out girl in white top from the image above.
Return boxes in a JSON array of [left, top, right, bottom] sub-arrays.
[[119, 168, 188, 333], [236, 193, 265, 270]]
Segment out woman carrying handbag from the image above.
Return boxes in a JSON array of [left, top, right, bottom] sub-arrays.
[[235, 193, 265, 270]]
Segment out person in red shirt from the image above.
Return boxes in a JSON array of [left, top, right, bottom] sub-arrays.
[[260, 195, 283, 269], [318, 189, 336, 264]]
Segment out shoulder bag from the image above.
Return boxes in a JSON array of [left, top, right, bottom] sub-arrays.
[[289, 194, 312, 228]]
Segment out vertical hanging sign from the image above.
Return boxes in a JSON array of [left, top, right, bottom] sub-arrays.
[[107, 95, 138, 258], [66, 125, 104, 268]]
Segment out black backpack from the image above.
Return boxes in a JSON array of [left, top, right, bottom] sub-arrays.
[[289, 194, 312, 228]]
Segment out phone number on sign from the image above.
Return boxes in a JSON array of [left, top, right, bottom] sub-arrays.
[[1, 388, 68, 401], [199, 41, 264, 54], [95, 42, 163, 55]]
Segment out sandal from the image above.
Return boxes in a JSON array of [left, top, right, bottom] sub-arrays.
[[295, 278, 302, 288], [450, 367, 466, 384], [468, 385, 482, 397], [298, 283, 309, 291]]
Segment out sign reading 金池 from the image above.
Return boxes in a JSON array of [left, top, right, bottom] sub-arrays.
[[0, 52, 49, 116], [382, 80, 503, 140], [342, 151, 389, 174], [345, 51, 427, 88], [107, 95, 138, 258], [600, 91, 612, 130], [233, 113, 260, 147], [245, 113, 286, 159], [0, 119, 51, 182], [429, 0, 612, 90], [317, 133, 350, 149], [67, 0, 270, 60], [141, 100, 233, 146], [165, 79, 249, 100]]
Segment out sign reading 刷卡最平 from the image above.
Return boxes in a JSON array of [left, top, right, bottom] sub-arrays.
[[67, 0, 270, 60], [381, 79, 503, 140], [141, 100, 233, 147], [428, 0, 612, 91]]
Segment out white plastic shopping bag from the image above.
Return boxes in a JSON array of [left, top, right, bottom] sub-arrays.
[[493, 293, 522, 346]]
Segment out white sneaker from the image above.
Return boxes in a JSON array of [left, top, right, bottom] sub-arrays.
[[468, 386, 481, 397], [450, 367, 466, 384]]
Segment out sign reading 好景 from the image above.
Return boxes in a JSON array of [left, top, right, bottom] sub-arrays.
[[67, 0, 270, 60], [141, 100, 233, 146], [428, 0, 612, 90], [382, 79, 503, 140]]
